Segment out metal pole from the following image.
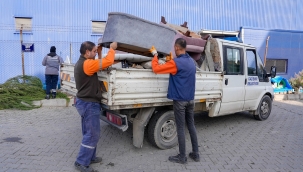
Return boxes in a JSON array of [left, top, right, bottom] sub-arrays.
[[70, 43, 72, 63], [20, 25, 25, 77], [264, 36, 270, 66]]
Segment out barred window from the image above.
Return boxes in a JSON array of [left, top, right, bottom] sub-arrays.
[[265, 59, 287, 74], [92, 21, 106, 35], [15, 17, 32, 32]]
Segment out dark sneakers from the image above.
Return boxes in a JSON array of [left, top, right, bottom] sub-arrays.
[[168, 154, 187, 164], [52, 93, 56, 99], [74, 161, 98, 172], [90, 157, 102, 164], [189, 152, 200, 162], [45, 94, 50, 100]]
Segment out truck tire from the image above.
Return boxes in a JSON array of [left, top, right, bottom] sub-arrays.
[[253, 95, 272, 121], [147, 110, 178, 149]]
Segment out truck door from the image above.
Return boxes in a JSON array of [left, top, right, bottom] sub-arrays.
[[243, 49, 266, 110], [219, 45, 245, 115]]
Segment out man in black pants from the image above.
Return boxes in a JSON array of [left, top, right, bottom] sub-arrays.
[[150, 38, 200, 164]]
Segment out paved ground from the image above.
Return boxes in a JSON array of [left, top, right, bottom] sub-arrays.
[[0, 100, 302, 172]]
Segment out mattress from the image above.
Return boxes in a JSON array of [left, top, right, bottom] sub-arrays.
[[100, 12, 177, 57]]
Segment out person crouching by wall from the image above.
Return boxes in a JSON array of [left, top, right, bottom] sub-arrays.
[[42, 46, 64, 99]]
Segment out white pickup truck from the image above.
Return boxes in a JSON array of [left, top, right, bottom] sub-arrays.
[[60, 38, 276, 149]]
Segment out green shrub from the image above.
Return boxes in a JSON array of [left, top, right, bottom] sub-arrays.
[[0, 75, 68, 110], [289, 70, 303, 90]]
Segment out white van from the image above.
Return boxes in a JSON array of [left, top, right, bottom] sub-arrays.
[[61, 38, 276, 149]]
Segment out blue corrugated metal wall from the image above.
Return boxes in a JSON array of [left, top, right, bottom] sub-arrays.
[[241, 27, 303, 79], [0, 0, 303, 83]]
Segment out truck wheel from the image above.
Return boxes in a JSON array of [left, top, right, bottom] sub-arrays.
[[253, 95, 272, 121], [147, 110, 178, 149]]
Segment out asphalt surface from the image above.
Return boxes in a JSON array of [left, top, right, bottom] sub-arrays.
[[0, 100, 302, 172]]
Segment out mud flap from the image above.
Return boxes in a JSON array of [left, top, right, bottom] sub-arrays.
[[208, 101, 221, 117], [132, 107, 155, 148]]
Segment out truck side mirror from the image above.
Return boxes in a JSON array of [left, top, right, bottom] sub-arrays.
[[266, 66, 276, 78], [270, 66, 276, 78]]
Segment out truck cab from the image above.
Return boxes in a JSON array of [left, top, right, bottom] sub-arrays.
[[215, 39, 275, 120]]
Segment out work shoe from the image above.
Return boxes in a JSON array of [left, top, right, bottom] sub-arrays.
[[45, 94, 50, 100], [189, 152, 200, 162], [74, 161, 98, 172], [90, 157, 102, 164], [52, 93, 56, 99], [168, 154, 187, 164]]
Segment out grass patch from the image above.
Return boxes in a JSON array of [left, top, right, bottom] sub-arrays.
[[0, 75, 69, 110]]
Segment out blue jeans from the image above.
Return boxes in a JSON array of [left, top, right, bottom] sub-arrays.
[[173, 100, 199, 158], [75, 98, 101, 166], [45, 75, 58, 94]]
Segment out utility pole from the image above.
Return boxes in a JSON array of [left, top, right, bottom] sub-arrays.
[[20, 25, 25, 77], [264, 36, 270, 66]]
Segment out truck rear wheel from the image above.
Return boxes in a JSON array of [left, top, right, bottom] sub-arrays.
[[253, 95, 272, 121], [147, 110, 178, 149]]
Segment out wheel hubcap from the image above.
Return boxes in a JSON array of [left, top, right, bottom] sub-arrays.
[[260, 101, 269, 116], [160, 119, 177, 143]]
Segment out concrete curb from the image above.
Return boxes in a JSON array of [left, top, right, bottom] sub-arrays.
[[32, 98, 74, 107], [274, 93, 303, 101]]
